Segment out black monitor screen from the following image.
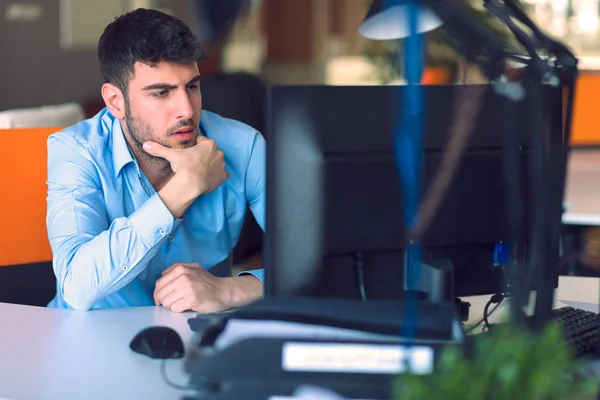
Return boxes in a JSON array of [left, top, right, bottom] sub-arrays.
[[265, 84, 563, 299]]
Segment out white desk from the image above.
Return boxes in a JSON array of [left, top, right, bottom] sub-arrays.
[[0, 277, 597, 400], [0, 304, 196, 400], [563, 149, 600, 226]]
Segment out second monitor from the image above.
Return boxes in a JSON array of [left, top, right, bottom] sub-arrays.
[[264, 84, 564, 300]]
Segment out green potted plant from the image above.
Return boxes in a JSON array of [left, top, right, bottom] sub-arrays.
[[393, 322, 600, 400]]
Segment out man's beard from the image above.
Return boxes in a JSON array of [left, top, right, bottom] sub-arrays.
[[124, 101, 196, 169]]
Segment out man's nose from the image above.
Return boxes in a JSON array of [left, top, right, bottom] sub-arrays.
[[175, 91, 194, 121]]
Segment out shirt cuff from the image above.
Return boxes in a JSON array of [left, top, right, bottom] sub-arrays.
[[237, 268, 264, 284], [129, 193, 174, 247]]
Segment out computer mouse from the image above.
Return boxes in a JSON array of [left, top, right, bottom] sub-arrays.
[[129, 326, 185, 359]]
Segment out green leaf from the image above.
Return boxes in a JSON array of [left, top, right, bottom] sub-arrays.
[[393, 322, 600, 400]]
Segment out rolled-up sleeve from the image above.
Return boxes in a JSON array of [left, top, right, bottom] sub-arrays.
[[46, 136, 173, 310]]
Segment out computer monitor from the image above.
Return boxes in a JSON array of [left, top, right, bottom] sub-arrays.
[[264, 84, 563, 300]]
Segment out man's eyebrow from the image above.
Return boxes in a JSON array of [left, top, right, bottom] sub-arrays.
[[141, 75, 201, 91], [141, 83, 177, 91]]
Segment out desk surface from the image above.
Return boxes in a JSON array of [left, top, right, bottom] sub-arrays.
[[563, 149, 600, 225], [1, 278, 598, 400], [0, 304, 196, 400]]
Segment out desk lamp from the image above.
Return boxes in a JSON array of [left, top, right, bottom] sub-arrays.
[[359, 0, 439, 344], [359, 0, 578, 330], [359, 0, 442, 40]]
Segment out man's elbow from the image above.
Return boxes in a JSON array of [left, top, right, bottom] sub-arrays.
[[70, 302, 94, 311], [61, 279, 97, 311], [63, 292, 95, 311]]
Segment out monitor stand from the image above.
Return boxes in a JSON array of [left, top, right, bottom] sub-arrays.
[[410, 255, 455, 303]]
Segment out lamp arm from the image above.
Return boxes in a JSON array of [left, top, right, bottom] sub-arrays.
[[484, 0, 560, 85], [426, 0, 507, 81], [484, 0, 579, 331], [486, 0, 578, 78]]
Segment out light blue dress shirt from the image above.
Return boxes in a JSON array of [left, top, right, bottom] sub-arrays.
[[46, 108, 265, 311]]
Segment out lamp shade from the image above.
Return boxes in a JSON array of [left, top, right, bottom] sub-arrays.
[[359, 0, 443, 40]]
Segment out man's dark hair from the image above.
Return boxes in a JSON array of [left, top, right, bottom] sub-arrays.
[[98, 8, 204, 97]]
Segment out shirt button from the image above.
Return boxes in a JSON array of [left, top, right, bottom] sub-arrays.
[[159, 229, 166, 235], [122, 265, 129, 271], [169, 236, 175, 242]]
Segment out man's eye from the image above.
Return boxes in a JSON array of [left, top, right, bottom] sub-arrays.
[[153, 90, 168, 98], [187, 83, 200, 91]]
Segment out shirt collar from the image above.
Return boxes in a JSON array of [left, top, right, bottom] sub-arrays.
[[107, 112, 137, 179]]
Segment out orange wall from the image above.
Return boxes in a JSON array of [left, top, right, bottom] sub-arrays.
[[0, 127, 62, 266], [571, 72, 600, 146]]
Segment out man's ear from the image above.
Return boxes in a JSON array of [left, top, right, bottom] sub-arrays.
[[101, 83, 126, 119]]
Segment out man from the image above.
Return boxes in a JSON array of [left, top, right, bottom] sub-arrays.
[[46, 8, 265, 312]]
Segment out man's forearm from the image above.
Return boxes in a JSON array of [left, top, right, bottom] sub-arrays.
[[157, 176, 199, 219], [52, 194, 173, 310]]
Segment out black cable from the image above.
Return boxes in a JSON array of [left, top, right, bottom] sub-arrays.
[[465, 303, 498, 334], [465, 293, 504, 334], [160, 359, 196, 392], [483, 299, 495, 331], [484, 293, 505, 331]]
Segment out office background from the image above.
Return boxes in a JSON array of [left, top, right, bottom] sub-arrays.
[[1, 0, 600, 139], [1, 0, 600, 305]]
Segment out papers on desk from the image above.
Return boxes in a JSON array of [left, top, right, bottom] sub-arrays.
[[282, 342, 433, 375], [213, 319, 399, 350]]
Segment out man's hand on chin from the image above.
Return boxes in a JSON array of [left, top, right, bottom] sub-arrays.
[[153, 262, 263, 313]]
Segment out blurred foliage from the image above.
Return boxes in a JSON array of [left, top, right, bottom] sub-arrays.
[[393, 322, 600, 400]]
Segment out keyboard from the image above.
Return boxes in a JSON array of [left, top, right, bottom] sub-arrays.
[[552, 306, 600, 358]]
